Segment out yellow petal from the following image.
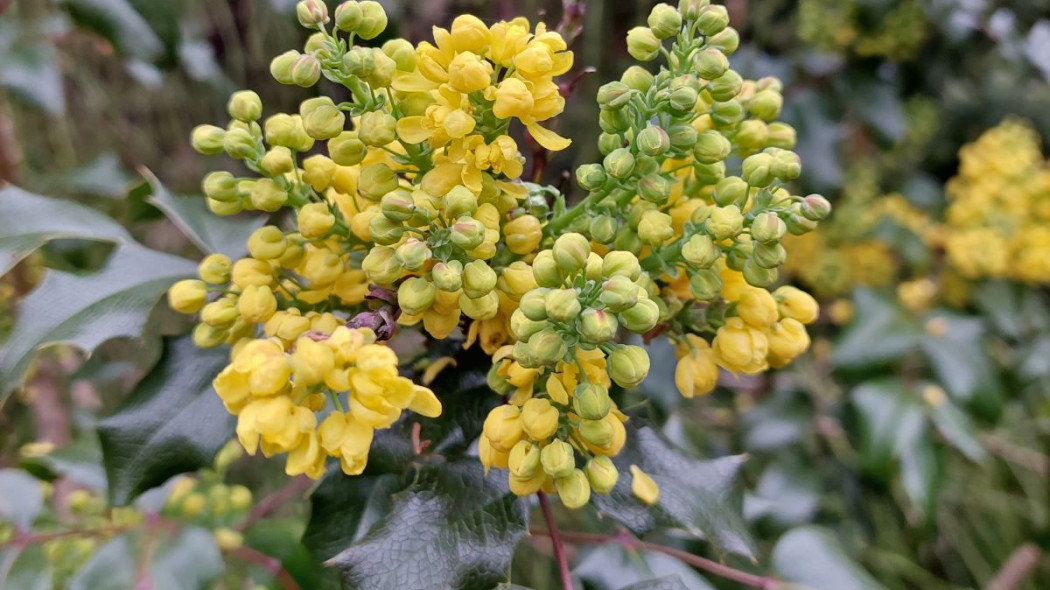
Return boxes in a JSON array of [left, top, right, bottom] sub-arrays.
[[396, 116, 433, 144], [524, 120, 571, 151], [409, 385, 443, 418], [392, 71, 438, 92]]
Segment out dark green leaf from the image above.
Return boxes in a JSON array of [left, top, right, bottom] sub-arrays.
[[744, 461, 820, 526], [742, 389, 811, 452], [46, 155, 136, 200], [97, 336, 233, 505], [771, 527, 887, 590], [845, 74, 905, 142], [329, 460, 527, 590], [851, 380, 921, 479], [58, 0, 164, 62], [591, 419, 753, 559], [927, 399, 986, 462], [0, 242, 195, 400], [619, 576, 692, 590], [0, 186, 130, 275], [896, 410, 939, 517], [302, 472, 403, 562], [0, 21, 66, 114], [140, 169, 264, 259], [67, 535, 137, 590], [0, 545, 53, 590], [0, 470, 44, 530], [68, 528, 222, 590], [832, 290, 921, 369], [36, 438, 109, 492], [919, 312, 1002, 410], [575, 544, 714, 590]]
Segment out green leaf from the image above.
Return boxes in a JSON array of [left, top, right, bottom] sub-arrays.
[[0, 545, 53, 590], [329, 460, 528, 590], [97, 336, 233, 505], [851, 380, 921, 479], [895, 410, 939, 517], [741, 389, 811, 452], [590, 419, 754, 559], [919, 312, 1002, 411], [0, 186, 130, 275], [45, 155, 136, 200], [0, 242, 195, 400], [0, 22, 66, 115], [832, 290, 921, 369], [68, 528, 223, 590], [58, 0, 164, 62], [0, 470, 44, 530], [927, 399, 986, 462], [302, 472, 403, 562], [771, 527, 887, 590], [744, 461, 820, 526], [619, 576, 692, 590], [140, 169, 264, 259], [575, 544, 715, 590], [35, 438, 109, 492]]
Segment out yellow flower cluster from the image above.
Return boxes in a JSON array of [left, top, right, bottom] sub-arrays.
[[797, 0, 927, 61], [944, 119, 1050, 283]]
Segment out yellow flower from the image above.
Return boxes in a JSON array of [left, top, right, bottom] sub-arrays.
[[449, 14, 491, 53], [447, 52, 493, 94], [673, 335, 718, 398], [712, 317, 769, 374]]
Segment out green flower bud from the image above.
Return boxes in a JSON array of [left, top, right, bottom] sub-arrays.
[[510, 308, 548, 342], [600, 275, 640, 312], [358, 163, 398, 200], [690, 202, 713, 223], [585, 456, 619, 494], [327, 131, 367, 166], [801, 194, 831, 220], [597, 81, 633, 109], [525, 329, 567, 366], [265, 114, 313, 152], [587, 215, 616, 244], [250, 179, 288, 212], [713, 176, 748, 207], [692, 161, 725, 185], [382, 38, 417, 71], [369, 213, 405, 245], [613, 227, 643, 255], [708, 70, 742, 102], [291, 53, 321, 87], [735, 119, 769, 153], [379, 190, 414, 222], [397, 277, 436, 315], [462, 260, 497, 299], [626, 26, 661, 61], [358, 110, 396, 146], [786, 209, 819, 235], [300, 98, 345, 140], [532, 251, 563, 288], [741, 153, 774, 187], [689, 268, 722, 299], [573, 383, 611, 420], [487, 363, 515, 396], [681, 234, 720, 268], [668, 86, 699, 115], [208, 197, 243, 216], [608, 345, 650, 389], [692, 130, 731, 164], [334, 1, 363, 31], [766, 122, 797, 149], [552, 233, 591, 275], [667, 123, 698, 153], [508, 440, 541, 478], [696, 4, 728, 35], [578, 419, 614, 447], [444, 185, 478, 219], [200, 297, 239, 328], [771, 150, 801, 181], [705, 205, 743, 240], [751, 212, 786, 243], [636, 125, 670, 157], [750, 89, 783, 121], [597, 252, 638, 282], [556, 469, 591, 509], [296, 0, 329, 27], [648, 3, 682, 38], [621, 65, 654, 91], [637, 210, 673, 245], [460, 291, 499, 320], [395, 238, 431, 272], [742, 258, 777, 287], [193, 323, 226, 348], [710, 99, 744, 127], [223, 126, 257, 160], [356, 1, 388, 40], [752, 242, 786, 269], [708, 27, 740, 54], [202, 171, 238, 202], [361, 246, 402, 285], [619, 297, 660, 333], [270, 50, 300, 85], [519, 288, 550, 321], [429, 261, 462, 292], [576, 164, 607, 192], [579, 307, 618, 344], [636, 174, 672, 204], [198, 253, 232, 284], [228, 90, 262, 123], [541, 441, 576, 479], [693, 48, 728, 80], [191, 125, 225, 155], [598, 132, 624, 156], [448, 216, 484, 250], [603, 148, 636, 180], [258, 146, 292, 175]]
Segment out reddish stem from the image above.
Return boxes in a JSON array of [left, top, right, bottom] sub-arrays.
[[537, 493, 574, 590]]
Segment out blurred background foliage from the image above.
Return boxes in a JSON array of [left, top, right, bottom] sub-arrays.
[[1, 0, 1049, 588]]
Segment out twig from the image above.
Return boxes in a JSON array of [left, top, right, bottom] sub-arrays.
[[555, 0, 586, 46], [0, 523, 135, 551], [235, 475, 313, 532], [538, 493, 574, 590], [984, 543, 1045, 590], [231, 545, 301, 590], [532, 528, 779, 589]]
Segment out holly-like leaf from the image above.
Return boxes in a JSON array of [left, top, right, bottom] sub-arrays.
[[139, 169, 264, 259], [832, 290, 922, 369], [0, 186, 130, 275], [68, 527, 223, 590], [744, 461, 820, 526], [302, 472, 403, 562], [771, 527, 887, 590], [619, 576, 692, 590], [919, 312, 1002, 413], [575, 544, 715, 590], [590, 420, 754, 559], [0, 469, 44, 530], [97, 336, 233, 505], [927, 399, 986, 463], [329, 460, 528, 590], [0, 241, 195, 400]]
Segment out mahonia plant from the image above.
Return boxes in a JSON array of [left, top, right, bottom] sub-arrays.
[[169, 0, 829, 509]]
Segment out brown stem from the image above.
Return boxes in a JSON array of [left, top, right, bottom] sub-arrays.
[[235, 475, 313, 532], [984, 543, 1044, 590], [532, 528, 779, 589], [537, 493, 574, 590]]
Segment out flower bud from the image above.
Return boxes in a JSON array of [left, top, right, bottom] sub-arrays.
[[598, 132, 623, 155], [596, 81, 633, 109], [601, 251, 641, 280], [708, 70, 742, 102], [750, 89, 783, 121], [619, 297, 660, 333], [585, 456, 619, 494], [508, 440, 541, 478], [356, 1, 388, 40], [265, 114, 313, 152], [169, 279, 207, 313], [541, 440, 576, 479], [519, 288, 550, 321], [223, 126, 257, 160], [613, 227, 643, 255], [710, 177, 746, 208], [689, 268, 722, 299], [705, 205, 743, 240], [426, 260, 461, 292], [191, 125, 225, 155], [767, 318, 810, 367], [368, 214, 404, 245], [574, 165, 608, 194], [358, 111, 396, 146], [603, 148, 636, 180], [197, 254, 232, 285], [785, 210, 818, 235], [621, 65, 655, 91], [573, 383, 611, 420], [696, 5, 729, 36], [300, 98, 346, 140], [247, 226, 287, 260], [521, 398, 560, 441], [578, 418, 614, 447], [668, 86, 699, 115], [358, 163, 398, 200], [636, 125, 670, 157], [444, 185, 478, 219], [460, 291, 499, 320], [770, 150, 801, 181], [734, 120, 769, 153], [708, 27, 740, 54], [193, 323, 226, 348], [767, 122, 796, 149], [395, 239, 431, 272], [742, 258, 777, 287], [462, 260, 497, 299], [483, 405, 522, 452], [270, 50, 299, 85], [228, 90, 263, 122], [379, 191, 414, 222], [647, 3, 682, 38], [296, 0, 329, 28], [681, 234, 720, 268], [774, 285, 819, 324], [446, 217, 484, 252], [524, 329, 567, 367], [508, 309, 546, 343], [294, 203, 333, 239], [626, 27, 661, 61], [693, 48, 728, 80], [381, 38, 416, 72], [800, 194, 831, 220], [630, 465, 660, 505], [238, 284, 278, 322], [361, 246, 403, 285], [202, 171, 238, 203], [291, 53, 321, 87], [334, 1, 362, 31], [579, 308, 618, 344], [552, 233, 590, 276], [608, 345, 650, 389], [397, 277, 436, 315], [689, 131, 728, 165], [752, 242, 786, 269], [751, 212, 786, 244], [556, 469, 591, 509], [637, 210, 673, 245], [710, 99, 744, 127], [741, 153, 774, 187], [257, 147, 292, 176]]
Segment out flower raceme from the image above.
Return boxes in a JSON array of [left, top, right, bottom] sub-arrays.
[[171, 0, 831, 510]]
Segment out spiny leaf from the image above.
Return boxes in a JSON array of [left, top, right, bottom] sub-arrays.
[[771, 527, 887, 590]]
